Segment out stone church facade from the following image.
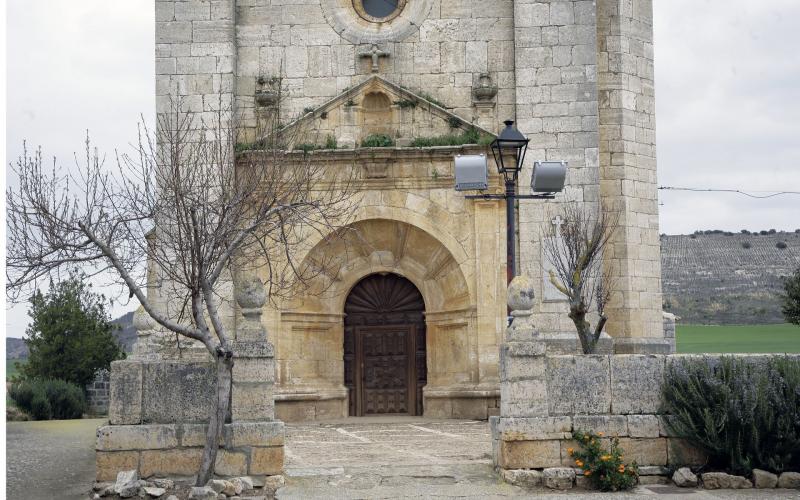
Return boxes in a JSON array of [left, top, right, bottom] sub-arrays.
[[140, 0, 670, 423]]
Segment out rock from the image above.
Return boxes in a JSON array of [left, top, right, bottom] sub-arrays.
[[114, 470, 140, 498], [778, 472, 800, 489], [752, 469, 778, 488], [188, 486, 218, 500], [543, 467, 575, 490], [262, 475, 285, 492], [93, 482, 113, 492], [91, 494, 101, 500], [152, 479, 174, 490], [239, 497, 266, 500], [672, 467, 698, 487], [222, 479, 240, 496], [207, 479, 229, 494], [143, 486, 166, 497], [500, 469, 543, 488], [234, 476, 254, 490], [165, 496, 179, 500], [701, 472, 752, 489]]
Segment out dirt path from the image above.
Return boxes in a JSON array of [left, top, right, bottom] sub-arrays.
[[6, 418, 103, 500]]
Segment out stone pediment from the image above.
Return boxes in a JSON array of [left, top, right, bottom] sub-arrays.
[[281, 75, 494, 150]]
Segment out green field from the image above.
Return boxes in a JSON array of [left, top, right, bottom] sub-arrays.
[[676, 323, 800, 354]]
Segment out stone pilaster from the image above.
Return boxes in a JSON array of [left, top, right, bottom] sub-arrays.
[[513, 0, 602, 335], [596, 0, 671, 352]]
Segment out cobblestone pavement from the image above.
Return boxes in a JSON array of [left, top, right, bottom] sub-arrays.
[[278, 417, 800, 499]]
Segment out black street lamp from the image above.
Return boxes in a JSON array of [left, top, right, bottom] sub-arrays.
[[490, 120, 530, 282], [454, 120, 567, 285]]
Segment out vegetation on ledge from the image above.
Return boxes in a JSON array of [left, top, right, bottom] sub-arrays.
[[360, 134, 395, 148], [410, 127, 494, 148]]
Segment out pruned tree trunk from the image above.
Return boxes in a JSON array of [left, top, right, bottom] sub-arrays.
[[197, 354, 233, 486]]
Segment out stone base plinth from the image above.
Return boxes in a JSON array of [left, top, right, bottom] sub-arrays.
[[95, 421, 284, 481], [423, 386, 500, 420], [275, 387, 348, 422]]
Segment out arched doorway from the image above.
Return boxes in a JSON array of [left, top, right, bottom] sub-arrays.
[[344, 273, 426, 416]]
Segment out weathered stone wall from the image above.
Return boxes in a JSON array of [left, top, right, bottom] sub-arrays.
[[597, 0, 665, 349], [494, 345, 800, 472], [86, 369, 110, 416]]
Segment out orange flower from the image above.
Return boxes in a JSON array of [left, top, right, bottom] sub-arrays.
[[600, 455, 610, 461], [618, 464, 625, 473], [567, 448, 574, 456], [597, 432, 604, 437], [584, 470, 592, 476], [575, 460, 584, 467]]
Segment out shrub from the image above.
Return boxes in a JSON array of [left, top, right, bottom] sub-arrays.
[[410, 127, 486, 147], [324, 135, 337, 150], [569, 430, 639, 491], [9, 379, 87, 420], [742, 241, 752, 249], [776, 241, 788, 249], [360, 134, 394, 147], [661, 356, 800, 474]]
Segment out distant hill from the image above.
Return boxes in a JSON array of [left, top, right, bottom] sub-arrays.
[[661, 230, 800, 324], [6, 310, 136, 359]]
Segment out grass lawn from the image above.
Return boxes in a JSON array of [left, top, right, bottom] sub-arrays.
[[676, 323, 800, 354]]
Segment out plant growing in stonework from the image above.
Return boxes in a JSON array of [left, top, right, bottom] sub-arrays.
[[543, 203, 619, 354], [6, 95, 356, 484], [569, 430, 639, 491]]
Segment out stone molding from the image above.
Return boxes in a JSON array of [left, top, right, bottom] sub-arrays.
[[319, 0, 434, 44]]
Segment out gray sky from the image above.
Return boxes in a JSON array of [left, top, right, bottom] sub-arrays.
[[5, 1, 800, 337]]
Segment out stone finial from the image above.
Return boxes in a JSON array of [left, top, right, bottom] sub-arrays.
[[235, 274, 267, 342], [507, 275, 538, 340], [133, 304, 156, 332]]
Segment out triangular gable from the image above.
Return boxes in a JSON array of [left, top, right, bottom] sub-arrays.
[[280, 75, 494, 150]]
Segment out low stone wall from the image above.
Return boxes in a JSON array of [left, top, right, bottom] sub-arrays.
[[86, 369, 110, 416], [494, 346, 800, 474], [96, 421, 284, 481], [98, 351, 283, 481]]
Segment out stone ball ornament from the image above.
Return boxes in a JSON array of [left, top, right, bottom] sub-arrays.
[[132, 304, 156, 332], [507, 275, 535, 312], [235, 275, 267, 310]]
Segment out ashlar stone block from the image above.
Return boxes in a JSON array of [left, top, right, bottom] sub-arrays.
[[498, 440, 562, 469], [610, 355, 665, 414], [497, 416, 573, 441], [546, 355, 611, 415]]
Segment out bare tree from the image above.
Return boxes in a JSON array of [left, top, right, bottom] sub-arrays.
[[543, 203, 618, 354], [6, 95, 356, 484]]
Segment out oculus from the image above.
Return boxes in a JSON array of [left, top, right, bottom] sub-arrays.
[[354, 0, 405, 22]]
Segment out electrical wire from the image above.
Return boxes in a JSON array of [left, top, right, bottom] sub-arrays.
[[658, 186, 800, 199]]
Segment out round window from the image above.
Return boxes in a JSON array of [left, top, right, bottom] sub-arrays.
[[354, 0, 405, 22]]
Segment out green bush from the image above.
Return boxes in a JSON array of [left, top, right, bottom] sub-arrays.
[[9, 379, 87, 420], [410, 127, 493, 147], [360, 134, 394, 148], [661, 356, 800, 474]]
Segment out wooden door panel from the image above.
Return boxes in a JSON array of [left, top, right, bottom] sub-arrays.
[[356, 325, 413, 415]]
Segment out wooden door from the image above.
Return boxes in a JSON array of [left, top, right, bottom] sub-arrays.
[[355, 325, 415, 415], [344, 273, 426, 416]]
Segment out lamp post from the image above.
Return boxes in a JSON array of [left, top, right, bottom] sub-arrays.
[[490, 120, 530, 282], [454, 120, 567, 285]]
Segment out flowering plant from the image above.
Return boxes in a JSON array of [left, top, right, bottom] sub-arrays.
[[570, 430, 639, 491]]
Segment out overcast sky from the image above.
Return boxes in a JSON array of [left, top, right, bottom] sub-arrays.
[[5, 1, 800, 337]]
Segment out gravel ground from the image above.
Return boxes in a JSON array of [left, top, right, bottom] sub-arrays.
[[6, 418, 104, 500]]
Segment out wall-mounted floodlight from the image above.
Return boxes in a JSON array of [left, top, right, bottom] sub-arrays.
[[454, 154, 488, 191], [531, 161, 567, 194]]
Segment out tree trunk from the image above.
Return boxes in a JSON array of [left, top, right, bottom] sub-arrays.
[[569, 307, 595, 354], [196, 354, 233, 486]]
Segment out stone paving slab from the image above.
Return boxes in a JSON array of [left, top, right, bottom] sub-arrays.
[[278, 417, 800, 499]]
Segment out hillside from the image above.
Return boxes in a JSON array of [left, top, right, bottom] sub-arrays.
[[661, 230, 800, 324], [5, 310, 136, 359]]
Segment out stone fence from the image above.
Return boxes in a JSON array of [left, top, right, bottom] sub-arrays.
[[494, 345, 800, 482], [86, 368, 110, 416]]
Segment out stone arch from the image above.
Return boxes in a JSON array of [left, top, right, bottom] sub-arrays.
[[292, 218, 471, 314]]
